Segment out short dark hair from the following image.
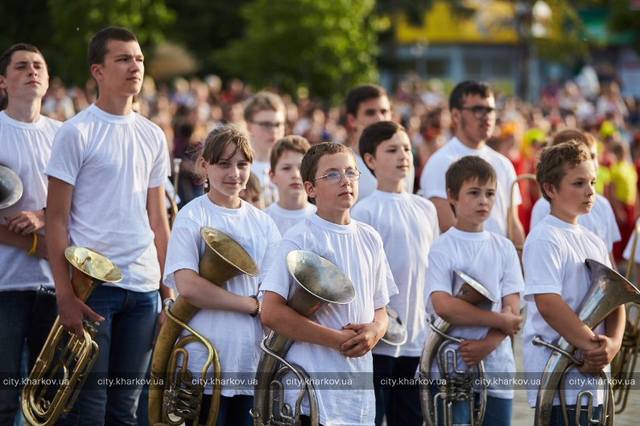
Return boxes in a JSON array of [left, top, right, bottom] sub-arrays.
[[0, 43, 45, 76], [537, 141, 591, 202], [446, 156, 497, 199], [449, 80, 493, 111], [244, 91, 285, 122], [345, 84, 387, 117], [270, 135, 311, 171], [88, 26, 137, 66], [202, 125, 254, 165], [359, 121, 404, 176]]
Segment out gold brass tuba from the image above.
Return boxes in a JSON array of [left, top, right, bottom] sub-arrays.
[[531, 259, 640, 426], [419, 270, 497, 426], [251, 250, 355, 426], [0, 165, 24, 209], [21, 246, 123, 426], [149, 227, 258, 426]]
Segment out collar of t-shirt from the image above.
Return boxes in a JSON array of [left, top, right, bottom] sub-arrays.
[[203, 195, 248, 218], [89, 104, 136, 124], [269, 202, 313, 218], [0, 110, 46, 130], [447, 226, 490, 241], [310, 212, 356, 234], [371, 189, 409, 201], [543, 213, 581, 231], [450, 136, 489, 155]]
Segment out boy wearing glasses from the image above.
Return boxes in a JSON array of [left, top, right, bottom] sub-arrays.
[[245, 91, 286, 207], [351, 121, 439, 425], [261, 142, 397, 425], [419, 81, 524, 248]]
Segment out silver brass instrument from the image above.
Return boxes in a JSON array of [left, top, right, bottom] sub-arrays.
[[419, 270, 497, 426], [381, 307, 407, 346], [0, 165, 23, 210], [21, 246, 123, 426], [251, 250, 355, 426], [149, 227, 258, 426], [532, 259, 640, 426]]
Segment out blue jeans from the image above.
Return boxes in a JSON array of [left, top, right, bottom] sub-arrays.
[[429, 385, 512, 426], [0, 289, 57, 426], [185, 395, 253, 426], [549, 404, 603, 426], [373, 354, 422, 426], [59, 286, 159, 426]]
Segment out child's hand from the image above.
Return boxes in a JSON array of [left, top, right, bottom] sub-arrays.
[[581, 334, 619, 373], [498, 305, 523, 337], [333, 329, 357, 352], [339, 322, 385, 358], [459, 339, 495, 366]]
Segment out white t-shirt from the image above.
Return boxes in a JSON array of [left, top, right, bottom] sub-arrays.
[[163, 195, 281, 396], [260, 214, 397, 426], [264, 202, 316, 235], [426, 227, 523, 399], [623, 218, 640, 262], [352, 190, 439, 357], [530, 194, 621, 252], [419, 137, 520, 236], [523, 214, 611, 407], [354, 154, 414, 202], [252, 160, 278, 206], [46, 104, 170, 292], [0, 112, 61, 291]]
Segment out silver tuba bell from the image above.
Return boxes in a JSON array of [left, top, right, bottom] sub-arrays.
[[0, 165, 23, 210], [419, 270, 496, 426], [251, 250, 355, 426], [532, 259, 640, 426]]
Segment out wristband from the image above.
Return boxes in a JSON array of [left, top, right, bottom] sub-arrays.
[[249, 295, 262, 317], [27, 233, 38, 256]]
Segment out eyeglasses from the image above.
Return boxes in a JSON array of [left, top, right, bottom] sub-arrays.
[[314, 169, 361, 184], [252, 121, 284, 129], [460, 106, 496, 118]]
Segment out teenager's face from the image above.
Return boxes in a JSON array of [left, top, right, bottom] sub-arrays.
[[449, 177, 496, 230], [453, 94, 496, 145], [546, 161, 596, 221], [269, 150, 305, 200], [305, 152, 359, 210], [364, 131, 412, 185], [0, 50, 49, 101], [205, 145, 251, 202], [91, 39, 144, 98], [349, 96, 391, 135], [247, 109, 285, 151]]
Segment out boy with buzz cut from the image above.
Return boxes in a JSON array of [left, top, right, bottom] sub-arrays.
[[426, 155, 524, 426], [523, 141, 625, 425], [260, 142, 398, 426], [265, 135, 316, 234], [350, 121, 438, 426]]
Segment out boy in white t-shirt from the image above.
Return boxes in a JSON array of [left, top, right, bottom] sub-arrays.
[[426, 155, 524, 426], [260, 142, 398, 426], [163, 125, 281, 425], [523, 141, 625, 425], [265, 135, 316, 234], [0, 43, 60, 425], [351, 121, 438, 426], [529, 129, 620, 262]]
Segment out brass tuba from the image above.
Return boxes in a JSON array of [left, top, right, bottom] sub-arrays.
[[149, 227, 258, 426], [251, 250, 355, 426], [419, 270, 496, 426], [0, 165, 23, 209], [532, 259, 640, 426], [21, 246, 123, 426]]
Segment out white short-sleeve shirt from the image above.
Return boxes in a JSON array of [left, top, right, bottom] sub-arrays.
[[426, 227, 524, 399], [264, 202, 316, 235], [45, 104, 170, 292], [623, 218, 640, 262], [523, 214, 611, 407], [163, 195, 281, 396], [0, 112, 61, 291], [530, 194, 621, 252], [352, 190, 439, 357], [260, 214, 398, 425], [419, 137, 520, 236]]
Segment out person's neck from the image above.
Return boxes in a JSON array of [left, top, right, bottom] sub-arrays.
[[377, 179, 405, 194], [348, 131, 362, 154], [95, 94, 133, 116], [454, 218, 484, 233], [277, 192, 307, 210], [4, 98, 41, 123], [316, 207, 350, 225], [207, 190, 241, 209], [252, 144, 270, 163], [455, 133, 484, 150], [549, 207, 578, 225]]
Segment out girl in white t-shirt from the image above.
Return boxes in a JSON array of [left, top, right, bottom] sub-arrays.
[[426, 156, 523, 426], [163, 125, 281, 426], [260, 142, 397, 426], [523, 141, 625, 426]]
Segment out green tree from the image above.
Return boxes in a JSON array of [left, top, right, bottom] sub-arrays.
[[216, 0, 379, 104]]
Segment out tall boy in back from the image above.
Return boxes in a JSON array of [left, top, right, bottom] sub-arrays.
[[351, 121, 438, 425], [427, 155, 524, 426], [523, 141, 625, 425], [260, 142, 397, 425], [265, 135, 316, 234]]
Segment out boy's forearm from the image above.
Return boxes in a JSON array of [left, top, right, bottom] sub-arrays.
[[604, 305, 626, 348], [0, 225, 32, 251], [435, 296, 504, 329], [175, 269, 254, 314], [534, 294, 598, 351]]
